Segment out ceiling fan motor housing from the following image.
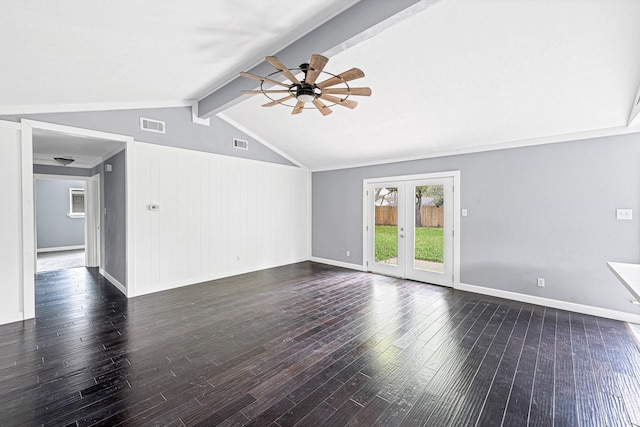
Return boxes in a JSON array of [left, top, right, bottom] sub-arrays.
[[296, 83, 316, 102]]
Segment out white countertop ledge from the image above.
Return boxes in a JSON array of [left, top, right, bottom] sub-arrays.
[[607, 262, 640, 304]]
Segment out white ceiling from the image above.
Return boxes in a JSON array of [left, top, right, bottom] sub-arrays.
[[5, 0, 640, 171], [33, 129, 124, 168], [223, 0, 640, 170], [1, 0, 357, 113]]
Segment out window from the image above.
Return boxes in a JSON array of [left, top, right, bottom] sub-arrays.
[[68, 188, 85, 218]]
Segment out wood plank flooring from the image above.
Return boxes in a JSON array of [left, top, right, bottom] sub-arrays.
[[1, 262, 640, 426]]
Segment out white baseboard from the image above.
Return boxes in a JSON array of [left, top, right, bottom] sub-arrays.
[[0, 311, 25, 326], [130, 257, 310, 298], [37, 245, 85, 253], [100, 268, 127, 296], [456, 282, 640, 324], [309, 257, 366, 272]]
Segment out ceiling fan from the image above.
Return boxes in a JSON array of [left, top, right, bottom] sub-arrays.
[[239, 54, 371, 116]]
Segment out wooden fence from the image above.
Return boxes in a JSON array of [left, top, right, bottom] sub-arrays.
[[375, 206, 444, 227]]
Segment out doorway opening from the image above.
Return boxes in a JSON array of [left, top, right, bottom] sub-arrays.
[[364, 171, 460, 287], [34, 175, 101, 272], [28, 122, 127, 297]]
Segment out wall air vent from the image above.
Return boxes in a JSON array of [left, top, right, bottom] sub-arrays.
[[140, 117, 166, 134], [233, 138, 248, 150]]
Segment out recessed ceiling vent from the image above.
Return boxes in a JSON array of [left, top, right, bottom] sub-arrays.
[[233, 138, 248, 150], [140, 117, 166, 134]]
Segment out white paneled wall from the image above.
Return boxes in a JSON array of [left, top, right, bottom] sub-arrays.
[[0, 124, 25, 324], [132, 142, 309, 296]]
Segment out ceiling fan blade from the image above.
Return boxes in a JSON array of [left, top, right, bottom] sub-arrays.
[[316, 68, 365, 89], [312, 98, 332, 116], [239, 72, 291, 88], [304, 54, 329, 85], [292, 101, 305, 115], [322, 87, 372, 96], [319, 94, 358, 109], [262, 95, 295, 107], [265, 56, 300, 85], [241, 89, 291, 94]]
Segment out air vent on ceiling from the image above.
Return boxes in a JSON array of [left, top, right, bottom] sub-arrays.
[[233, 138, 248, 150], [140, 117, 166, 134]]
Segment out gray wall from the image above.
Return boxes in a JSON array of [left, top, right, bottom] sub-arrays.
[[313, 133, 640, 314], [34, 164, 92, 177], [2, 106, 295, 166], [36, 179, 85, 249], [101, 150, 127, 286]]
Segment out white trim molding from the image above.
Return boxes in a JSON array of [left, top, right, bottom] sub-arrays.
[[22, 119, 134, 143], [100, 269, 127, 297], [125, 139, 136, 298], [131, 257, 310, 298], [312, 125, 640, 172], [628, 83, 640, 127], [37, 245, 85, 253], [310, 257, 366, 272], [456, 282, 640, 324], [2, 100, 191, 116], [0, 312, 25, 326], [20, 122, 35, 320], [191, 102, 211, 126]]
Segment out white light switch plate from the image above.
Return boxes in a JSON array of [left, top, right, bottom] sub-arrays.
[[617, 209, 632, 220], [461, 209, 468, 217]]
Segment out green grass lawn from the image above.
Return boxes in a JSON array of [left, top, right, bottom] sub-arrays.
[[374, 225, 443, 263]]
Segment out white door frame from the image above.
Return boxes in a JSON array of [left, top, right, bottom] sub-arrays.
[[363, 171, 461, 287], [21, 119, 135, 318], [86, 173, 101, 267]]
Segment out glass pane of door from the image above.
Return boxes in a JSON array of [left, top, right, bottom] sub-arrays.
[[374, 186, 398, 265], [413, 184, 444, 273]]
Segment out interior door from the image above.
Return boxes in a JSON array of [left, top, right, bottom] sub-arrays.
[[367, 177, 454, 287]]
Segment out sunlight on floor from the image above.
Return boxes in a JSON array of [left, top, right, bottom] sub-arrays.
[[37, 249, 85, 272]]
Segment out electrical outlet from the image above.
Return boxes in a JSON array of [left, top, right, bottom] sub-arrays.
[[346, 250, 350, 257], [617, 209, 633, 220], [537, 277, 545, 287]]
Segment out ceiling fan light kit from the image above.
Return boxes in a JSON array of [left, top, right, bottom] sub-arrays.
[[54, 156, 75, 166], [239, 54, 371, 116]]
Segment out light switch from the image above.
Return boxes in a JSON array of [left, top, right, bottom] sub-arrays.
[[461, 209, 468, 217], [616, 209, 632, 220]]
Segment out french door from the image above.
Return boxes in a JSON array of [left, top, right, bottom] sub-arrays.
[[366, 176, 455, 287]]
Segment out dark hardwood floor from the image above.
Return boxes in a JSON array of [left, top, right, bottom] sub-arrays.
[[1, 262, 640, 426]]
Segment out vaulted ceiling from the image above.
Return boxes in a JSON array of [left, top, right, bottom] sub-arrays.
[[4, 0, 640, 171]]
